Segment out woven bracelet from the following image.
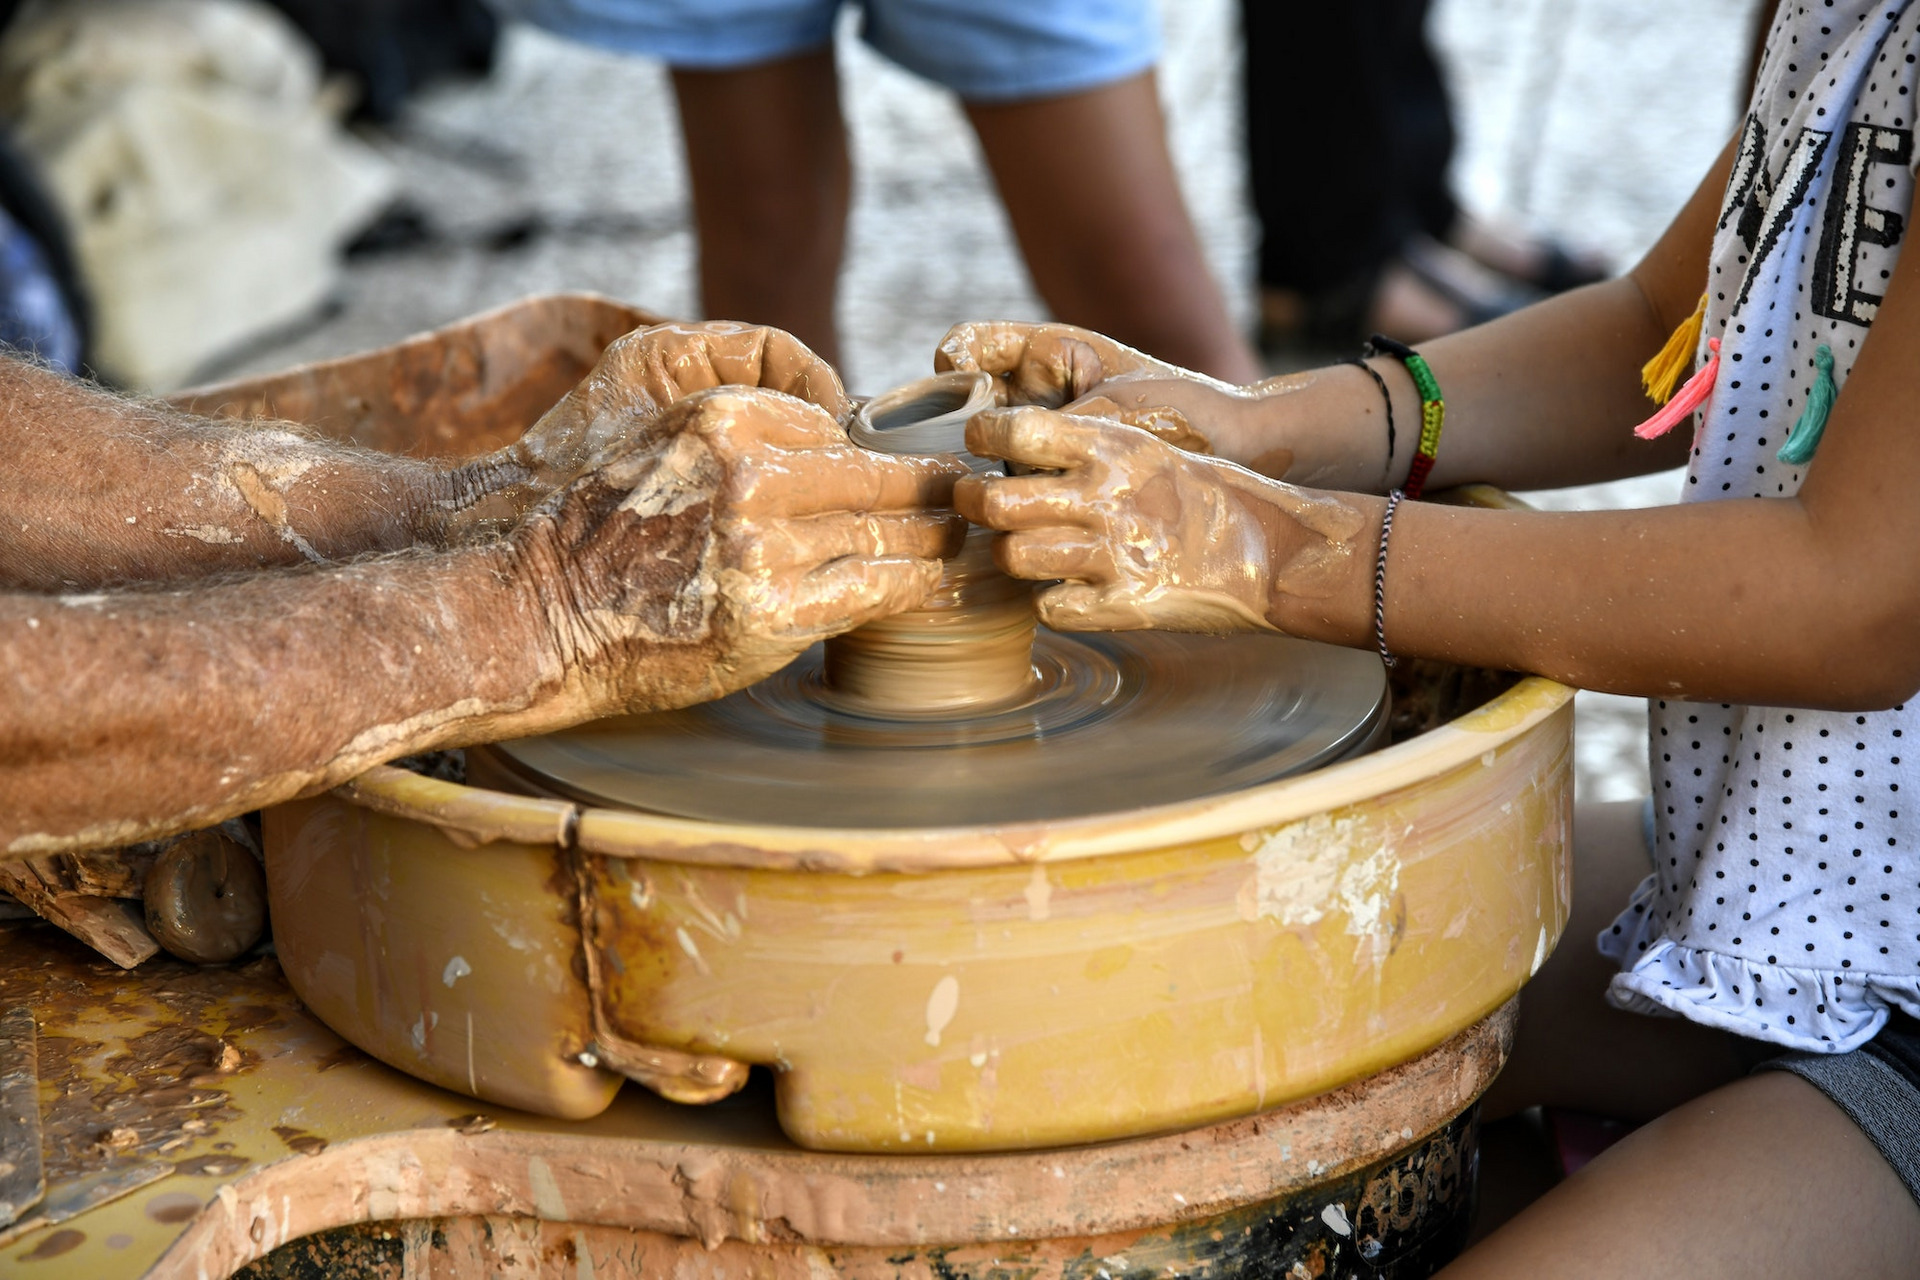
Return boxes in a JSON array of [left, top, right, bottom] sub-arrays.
[[1342, 356, 1397, 491], [1373, 489, 1406, 668], [1364, 335, 1445, 500]]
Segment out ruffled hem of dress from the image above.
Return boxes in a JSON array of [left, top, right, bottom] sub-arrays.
[[1597, 873, 1920, 1053]]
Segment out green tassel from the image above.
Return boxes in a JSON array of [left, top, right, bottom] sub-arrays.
[[1777, 344, 1835, 466]]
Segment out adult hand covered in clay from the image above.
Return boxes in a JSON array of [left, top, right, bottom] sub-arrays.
[[953, 406, 1366, 634], [505, 384, 968, 718], [934, 320, 1283, 464], [449, 321, 857, 538]]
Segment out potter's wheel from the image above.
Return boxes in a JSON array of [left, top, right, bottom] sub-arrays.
[[491, 629, 1386, 827], [490, 371, 1388, 828]]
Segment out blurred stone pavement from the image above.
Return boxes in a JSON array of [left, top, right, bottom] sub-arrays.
[[226, 0, 1766, 802]]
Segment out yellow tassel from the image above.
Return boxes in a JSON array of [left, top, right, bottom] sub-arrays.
[[1641, 294, 1709, 405]]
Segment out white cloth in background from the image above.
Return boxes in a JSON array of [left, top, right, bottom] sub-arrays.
[[0, 0, 395, 388]]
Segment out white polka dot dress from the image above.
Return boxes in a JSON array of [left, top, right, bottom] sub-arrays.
[[1599, 0, 1920, 1052]]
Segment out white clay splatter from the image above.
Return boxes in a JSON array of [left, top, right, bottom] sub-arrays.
[[924, 974, 960, 1047], [1320, 1203, 1352, 1236], [409, 1011, 439, 1050], [527, 1157, 568, 1219], [1245, 814, 1401, 940], [676, 927, 710, 975], [442, 955, 472, 988], [164, 524, 244, 545], [1023, 864, 1052, 922], [1336, 844, 1401, 940]]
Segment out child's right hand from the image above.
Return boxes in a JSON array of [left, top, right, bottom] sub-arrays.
[[934, 320, 1190, 407], [953, 405, 1370, 635], [935, 320, 1389, 491]]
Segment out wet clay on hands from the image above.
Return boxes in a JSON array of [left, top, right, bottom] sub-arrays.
[[935, 320, 1301, 467], [501, 384, 969, 722], [1068, 369, 1334, 481], [446, 322, 856, 539], [954, 407, 1367, 634], [935, 321, 1199, 409]]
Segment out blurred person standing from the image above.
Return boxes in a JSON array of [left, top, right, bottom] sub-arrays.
[[1243, 0, 1606, 349], [488, 0, 1261, 382]]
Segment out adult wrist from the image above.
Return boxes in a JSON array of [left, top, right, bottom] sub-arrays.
[[420, 453, 548, 546]]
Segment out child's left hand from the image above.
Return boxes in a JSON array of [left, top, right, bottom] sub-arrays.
[[953, 406, 1370, 634]]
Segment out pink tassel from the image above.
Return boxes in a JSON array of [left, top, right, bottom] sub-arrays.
[[1632, 338, 1720, 440]]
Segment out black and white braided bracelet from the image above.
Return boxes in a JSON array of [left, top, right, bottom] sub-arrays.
[[1373, 489, 1406, 668]]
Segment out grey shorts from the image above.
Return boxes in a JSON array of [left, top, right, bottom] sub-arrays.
[[1754, 1011, 1920, 1206], [1633, 799, 1920, 1205]]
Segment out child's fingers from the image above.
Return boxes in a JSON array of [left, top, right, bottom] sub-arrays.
[[954, 472, 1091, 532], [964, 406, 1109, 470], [993, 530, 1111, 583]]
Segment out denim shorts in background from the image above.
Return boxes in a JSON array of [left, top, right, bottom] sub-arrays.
[[488, 0, 1161, 101]]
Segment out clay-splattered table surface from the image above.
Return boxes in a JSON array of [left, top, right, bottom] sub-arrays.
[[0, 919, 1510, 1279], [0, 920, 819, 1278], [0, 921, 582, 1276]]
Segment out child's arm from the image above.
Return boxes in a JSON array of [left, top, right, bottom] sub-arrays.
[[945, 137, 1737, 496], [955, 154, 1920, 712]]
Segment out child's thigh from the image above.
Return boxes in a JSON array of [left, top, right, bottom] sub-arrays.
[[1441, 1071, 1920, 1279], [1483, 800, 1766, 1121]]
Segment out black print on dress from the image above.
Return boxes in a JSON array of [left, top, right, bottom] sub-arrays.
[[1812, 123, 1912, 325], [1730, 123, 1832, 311], [1719, 114, 1769, 231]]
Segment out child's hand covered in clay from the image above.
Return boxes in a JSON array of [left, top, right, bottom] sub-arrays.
[[1069, 368, 1351, 482], [507, 385, 968, 717], [935, 320, 1195, 409], [935, 320, 1333, 480], [953, 406, 1367, 634]]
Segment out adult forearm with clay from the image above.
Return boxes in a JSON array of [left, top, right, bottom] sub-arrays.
[[2, 387, 964, 853], [0, 322, 855, 591]]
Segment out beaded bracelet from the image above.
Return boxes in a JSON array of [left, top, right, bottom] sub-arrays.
[[1373, 489, 1406, 668], [1364, 335, 1445, 500]]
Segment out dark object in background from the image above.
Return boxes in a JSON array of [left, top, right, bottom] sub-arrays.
[[1241, 0, 1458, 336], [0, 131, 89, 373], [260, 0, 500, 122]]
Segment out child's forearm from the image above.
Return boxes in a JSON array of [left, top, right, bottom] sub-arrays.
[[1269, 494, 1920, 712], [1232, 135, 1739, 495]]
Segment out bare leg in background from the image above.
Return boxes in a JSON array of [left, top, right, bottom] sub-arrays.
[[1484, 799, 1767, 1124], [1454, 800, 1920, 1276], [673, 48, 851, 367], [967, 71, 1262, 384]]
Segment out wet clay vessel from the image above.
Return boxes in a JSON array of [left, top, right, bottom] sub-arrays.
[[225, 298, 1575, 1153]]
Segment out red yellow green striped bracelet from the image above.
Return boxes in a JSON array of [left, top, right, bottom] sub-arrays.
[[1364, 334, 1445, 500]]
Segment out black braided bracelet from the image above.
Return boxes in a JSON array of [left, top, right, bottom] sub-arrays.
[[1373, 489, 1406, 668], [1343, 355, 1396, 490]]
